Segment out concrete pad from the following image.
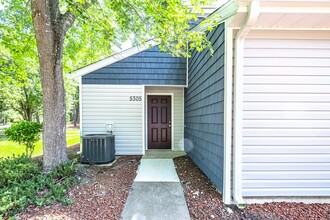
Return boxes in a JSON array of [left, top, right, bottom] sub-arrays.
[[143, 150, 186, 159], [135, 159, 180, 182], [121, 182, 191, 220]]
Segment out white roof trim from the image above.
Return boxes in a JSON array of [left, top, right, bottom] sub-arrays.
[[186, 0, 232, 16], [191, 0, 238, 32], [71, 40, 158, 78], [260, 6, 330, 14], [230, 1, 330, 29]]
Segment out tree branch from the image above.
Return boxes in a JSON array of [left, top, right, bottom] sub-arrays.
[[48, 0, 60, 28], [59, 0, 96, 35], [60, 11, 76, 35], [122, 0, 151, 33], [122, 0, 145, 23]]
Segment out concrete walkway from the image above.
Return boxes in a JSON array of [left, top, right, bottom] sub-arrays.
[[121, 152, 190, 220]]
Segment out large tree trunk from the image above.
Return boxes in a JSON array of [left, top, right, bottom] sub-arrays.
[[31, 0, 75, 171]]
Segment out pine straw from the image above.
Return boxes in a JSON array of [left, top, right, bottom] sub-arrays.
[[174, 156, 330, 220], [18, 156, 141, 220]]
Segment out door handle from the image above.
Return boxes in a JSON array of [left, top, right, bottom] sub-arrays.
[[169, 124, 171, 127]]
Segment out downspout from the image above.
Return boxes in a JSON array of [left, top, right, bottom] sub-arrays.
[[223, 22, 233, 205], [186, 42, 189, 87], [79, 76, 83, 153], [233, 0, 260, 208]]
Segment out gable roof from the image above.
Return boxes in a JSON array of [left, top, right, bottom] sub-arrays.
[[71, 40, 158, 78], [71, 1, 236, 79]]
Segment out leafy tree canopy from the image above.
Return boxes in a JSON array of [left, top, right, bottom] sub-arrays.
[[1, 0, 214, 74]]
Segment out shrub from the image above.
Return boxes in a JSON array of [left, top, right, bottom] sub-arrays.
[[0, 156, 40, 187], [0, 155, 78, 218], [4, 121, 42, 157]]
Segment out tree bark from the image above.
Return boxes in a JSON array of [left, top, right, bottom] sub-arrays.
[[23, 86, 33, 121], [35, 111, 40, 123], [73, 94, 77, 127], [31, 0, 74, 171]]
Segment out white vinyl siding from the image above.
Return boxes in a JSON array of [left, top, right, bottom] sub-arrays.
[[81, 84, 143, 155], [145, 87, 184, 151], [242, 39, 330, 197]]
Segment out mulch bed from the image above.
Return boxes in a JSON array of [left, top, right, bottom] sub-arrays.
[[32, 144, 81, 163], [174, 156, 330, 220], [18, 155, 141, 220], [15, 154, 330, 219]]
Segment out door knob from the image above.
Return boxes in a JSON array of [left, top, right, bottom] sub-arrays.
[[169, 124, 171, 127]]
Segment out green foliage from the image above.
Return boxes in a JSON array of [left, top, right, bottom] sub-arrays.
[[59, 0, 216, 72], [0, 86, 10, 123], [0, 128, 80, 158], [1, 73, 42, 122], [0, 155, 40, 187], [61, 0, 215, 62], [0, 155, 78, 218], [0, 0, 42, 122], [4, 121, 42, 157]]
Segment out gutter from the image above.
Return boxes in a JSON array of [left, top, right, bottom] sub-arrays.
[[186, 42, 189, 87], [233, 0, 260, 209], [223, 21, 234, 205], [191, 0, 238, 32]]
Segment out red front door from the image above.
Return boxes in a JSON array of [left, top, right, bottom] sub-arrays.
[[148, 96, 171, 149]]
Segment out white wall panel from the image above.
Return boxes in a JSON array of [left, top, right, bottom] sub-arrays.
[[242, 39, 330, 197], [81, 84, 143, 155], [244, 163, 330, 171]]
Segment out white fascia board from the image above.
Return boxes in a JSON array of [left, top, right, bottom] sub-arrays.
[[260, 6, 330, 14], [191, 0, 239, 32], [185, 1, 232, 16], [237, 0, 330, 7], [253, 27, 330, 31], [231, 3, 330, 30], [71, 40, 158, 79]]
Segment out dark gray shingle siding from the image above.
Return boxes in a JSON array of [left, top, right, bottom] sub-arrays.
[[82, 46, 186, 85], [184, 24, 225, 191]]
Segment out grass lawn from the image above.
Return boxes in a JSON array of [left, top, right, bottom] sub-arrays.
[[0, 127, 80, 158]]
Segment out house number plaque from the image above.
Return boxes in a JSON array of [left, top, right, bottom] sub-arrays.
[[129, 96, 142, 101]]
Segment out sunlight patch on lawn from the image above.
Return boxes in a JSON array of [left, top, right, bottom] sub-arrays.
[[0, 128, 80, 158]]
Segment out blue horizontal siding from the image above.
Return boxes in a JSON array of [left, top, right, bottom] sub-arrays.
[[82, 46, 186, 85], [184, 23, 225, 191]]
